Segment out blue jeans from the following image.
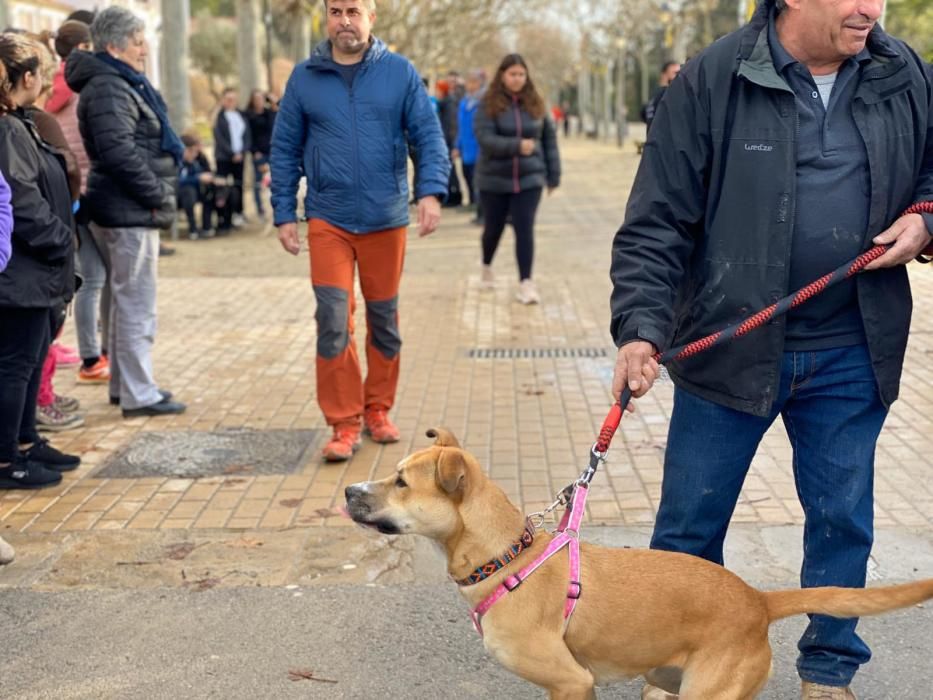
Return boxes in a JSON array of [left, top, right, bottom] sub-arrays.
[[74, 224, 111, 360], [252, 154, 269, 216], [652, 345, 886, 687]]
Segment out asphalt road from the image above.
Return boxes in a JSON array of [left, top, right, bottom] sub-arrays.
[[1, 582, 930, 699]]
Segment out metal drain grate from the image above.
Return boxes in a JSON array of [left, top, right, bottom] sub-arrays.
[[94, 429, 322, 479], [467, 347, 609, 359]]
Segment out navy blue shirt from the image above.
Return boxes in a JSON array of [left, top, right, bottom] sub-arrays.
[[333, 61, 362, 87], [769, 14, 872, 351]]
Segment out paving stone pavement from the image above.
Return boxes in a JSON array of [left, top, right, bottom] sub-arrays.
[[2, 135, 932, 539]]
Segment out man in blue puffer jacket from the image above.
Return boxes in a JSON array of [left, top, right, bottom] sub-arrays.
[[271, 0, 449, 461]]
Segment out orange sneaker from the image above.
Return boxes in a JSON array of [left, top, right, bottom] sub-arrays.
[[322, 423, 362, 462], [363, 406, 400, 444], [77, 356, 111, 383]]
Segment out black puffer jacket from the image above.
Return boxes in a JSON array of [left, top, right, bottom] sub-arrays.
[[474, 100, 560, 193], [65, 51, 177, 230], [0, 110, 75, 308], [610, 0, 933, 416]]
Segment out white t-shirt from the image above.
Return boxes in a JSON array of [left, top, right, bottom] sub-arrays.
[[224, 110, 247, 154], [812, 72, 838, 109]]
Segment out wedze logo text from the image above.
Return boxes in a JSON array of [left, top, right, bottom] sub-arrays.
[[744, 143, 773, 152]]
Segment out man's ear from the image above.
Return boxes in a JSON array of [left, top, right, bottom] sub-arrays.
[[426, 427, 461, 448], [435, 449, 466, 495]]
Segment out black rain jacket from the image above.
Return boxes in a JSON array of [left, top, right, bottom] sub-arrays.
[[610, 0, 933, 416]]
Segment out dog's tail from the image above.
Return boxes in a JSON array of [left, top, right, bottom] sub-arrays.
[[764, 579, 933, 623]]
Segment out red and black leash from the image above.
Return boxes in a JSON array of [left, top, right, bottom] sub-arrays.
[[582, 201, 933, 483]]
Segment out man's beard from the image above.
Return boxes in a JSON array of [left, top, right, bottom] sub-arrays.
[[335, 32, 366, 55]]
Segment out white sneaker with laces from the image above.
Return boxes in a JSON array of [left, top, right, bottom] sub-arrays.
[[36, 404, 85, 432], [515, 278, 540, 305]]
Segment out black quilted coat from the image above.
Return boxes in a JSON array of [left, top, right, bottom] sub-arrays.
[[65, 51, 177, 230]]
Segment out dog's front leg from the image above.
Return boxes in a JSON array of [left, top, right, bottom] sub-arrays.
[[486, 632, 595, 700]]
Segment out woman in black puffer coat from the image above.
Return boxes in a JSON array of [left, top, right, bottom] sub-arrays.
[[474, 54, 560, 305], [0, 34, 81, 491], [64, 44, 177, 230], [61, 7, 186, 417]]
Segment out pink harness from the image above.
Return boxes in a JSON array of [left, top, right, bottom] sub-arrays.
[[467, 483, 588, 637]]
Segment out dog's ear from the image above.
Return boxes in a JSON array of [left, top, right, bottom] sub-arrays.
[[435, 449, 467, 495], [426, 427, 461, 448]]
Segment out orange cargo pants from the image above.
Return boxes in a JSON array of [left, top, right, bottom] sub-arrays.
[[308, 218, 406, 427]]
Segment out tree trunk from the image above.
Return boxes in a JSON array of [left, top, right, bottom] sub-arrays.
[[289, 13, 312, 66], [160, 0, 192, 132], [237, 0, 265, 93]]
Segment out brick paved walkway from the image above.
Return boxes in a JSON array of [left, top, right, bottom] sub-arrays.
[[2, 137, 932, 536]]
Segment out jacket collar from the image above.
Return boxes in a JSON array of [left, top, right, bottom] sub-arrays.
[[306, 36, 387, 72]]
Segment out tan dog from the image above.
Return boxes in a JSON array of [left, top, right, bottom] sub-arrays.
[[344, 429, 933, 700]]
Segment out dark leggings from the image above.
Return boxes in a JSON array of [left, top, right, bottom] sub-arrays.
[[0, 306, 51, 462], [480, 187, 543, 281]]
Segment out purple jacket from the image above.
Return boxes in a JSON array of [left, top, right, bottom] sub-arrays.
[[0, 170, 11, 273]]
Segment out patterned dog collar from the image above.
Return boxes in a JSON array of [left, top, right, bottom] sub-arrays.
[[455, 519, 536, 586]]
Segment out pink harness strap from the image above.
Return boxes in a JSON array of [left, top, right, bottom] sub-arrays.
[[469, 483, 587, 637]]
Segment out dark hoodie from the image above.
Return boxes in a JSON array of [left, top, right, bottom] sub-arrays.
[[65, 50, 177, 230]]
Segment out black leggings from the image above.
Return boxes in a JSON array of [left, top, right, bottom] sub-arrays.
[[0, 306, 51, 462], [480, 187, 543, 281]]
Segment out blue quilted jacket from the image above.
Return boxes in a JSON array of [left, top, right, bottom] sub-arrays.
[[270, 38, 449, 233]]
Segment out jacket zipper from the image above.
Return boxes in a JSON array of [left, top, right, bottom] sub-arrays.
[[512, 97, 522, 194], [349, 82, 360, 232]]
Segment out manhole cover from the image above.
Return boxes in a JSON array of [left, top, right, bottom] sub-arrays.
[[94, 429, 322, 478]]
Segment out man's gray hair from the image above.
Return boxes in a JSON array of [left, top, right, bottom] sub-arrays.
[[91, 6, 146, 52], [322, 0, 376, 12], [774, 0, 787, 11]]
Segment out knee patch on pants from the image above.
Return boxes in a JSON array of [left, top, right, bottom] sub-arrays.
[[366, 296, 401, 359], [313, 285, 350, 359]]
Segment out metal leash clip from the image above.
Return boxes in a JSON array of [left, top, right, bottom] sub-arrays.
[[527, 482, 575, 531]]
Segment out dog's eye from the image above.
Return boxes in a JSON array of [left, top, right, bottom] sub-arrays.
[[394, 476, 407, 488]]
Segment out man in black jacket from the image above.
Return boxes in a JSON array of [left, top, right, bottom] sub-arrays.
[[213, 87, 250, 231], [66, 6, 186, 417], [610, 1, 933, 698], [640, 60, 680, 132]]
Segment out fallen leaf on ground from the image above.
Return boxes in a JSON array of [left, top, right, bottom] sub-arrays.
[[223, 464, 253, 475], [288, 668, 338, 683], [190, 576, 221, 592], [279, 498, 303, 508], [165, 542, 199, 561], [227, 537, 264, 549]]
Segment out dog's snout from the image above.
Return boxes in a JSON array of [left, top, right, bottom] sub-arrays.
[[345, 484, 363, 502]]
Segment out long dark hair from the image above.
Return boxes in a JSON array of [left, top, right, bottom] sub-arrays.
[[483, 53, 545, 119]]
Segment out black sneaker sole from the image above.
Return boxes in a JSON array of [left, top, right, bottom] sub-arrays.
[[37, 461, 80, 473], [0, 475, 63, 490]]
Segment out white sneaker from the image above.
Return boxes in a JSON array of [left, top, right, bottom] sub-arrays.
[[0, 535, 14, 565], [515, 278, 540, 305], [36, 404, 85, 432], [481, 264, 495, 290]]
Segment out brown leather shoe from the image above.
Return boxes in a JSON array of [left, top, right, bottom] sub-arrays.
[[801, 681, 857, 700], [641, 683, 679, 700]]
